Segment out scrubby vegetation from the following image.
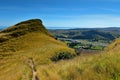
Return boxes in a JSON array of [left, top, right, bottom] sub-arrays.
[[51, 51, 75, 61]]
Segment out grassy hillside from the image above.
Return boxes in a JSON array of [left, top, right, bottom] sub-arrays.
[[1, 19, 120, 80], [35, 38, 120, 80], [105, 38, 120, 53], [0, 19, 75, 80]]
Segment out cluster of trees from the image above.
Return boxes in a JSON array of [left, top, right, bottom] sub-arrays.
[[51, 52, 75, 61], [67, 42, 104, 50]]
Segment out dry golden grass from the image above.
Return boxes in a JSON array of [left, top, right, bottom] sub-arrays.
[[0, 34, 74, 80], [36, 38, 120, 80], [0, 19, 75, 80], [35, 52, 120, 80], [1, 36, 120, 80], [0, 32, 75, 80], [1, 19, 120, 80]]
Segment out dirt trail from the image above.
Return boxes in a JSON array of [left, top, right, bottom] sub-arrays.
[[29, 58, 39, 80]]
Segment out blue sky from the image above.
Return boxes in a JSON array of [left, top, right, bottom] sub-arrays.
[[0, 0, 120, 28]]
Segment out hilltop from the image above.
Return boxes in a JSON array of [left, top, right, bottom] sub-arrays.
[[0, 19, 52, 52], [0, 19, 71, 52], [1, 19, 52, 37], [0, 19, 75, 80]]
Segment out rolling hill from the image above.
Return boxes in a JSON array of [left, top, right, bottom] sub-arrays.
[[0, 19, 75, 80], [50, 28, 120, 41]]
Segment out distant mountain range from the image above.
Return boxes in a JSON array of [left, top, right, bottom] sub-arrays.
[[50, 27, 120, 42], [48, 27, 120, 30]]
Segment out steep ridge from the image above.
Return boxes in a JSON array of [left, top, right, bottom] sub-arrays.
[[0, 19, 67, 52], [1, 19, 53, 37], [0, 19, 75, 80], [0, 19, 53, 44]]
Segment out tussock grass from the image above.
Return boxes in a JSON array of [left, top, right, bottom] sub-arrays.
[[0, 19, 75, 80], [36, 51, 120, 80], [36, 38, 120, 80], [0, 32, 75, 80]]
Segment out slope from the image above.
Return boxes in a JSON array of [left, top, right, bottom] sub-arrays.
[[36, 38, 120, 80], [105, 38, 120, 53], [0, 19, 75, 80]]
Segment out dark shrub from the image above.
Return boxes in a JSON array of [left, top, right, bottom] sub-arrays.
[[51, 52, 74, 61], [10, 31, 27, 37]]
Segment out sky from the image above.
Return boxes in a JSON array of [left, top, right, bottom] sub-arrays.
[[0, 0, 120, 28]]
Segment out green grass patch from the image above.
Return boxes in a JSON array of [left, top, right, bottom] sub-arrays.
[[91, 46, 104, 50]]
